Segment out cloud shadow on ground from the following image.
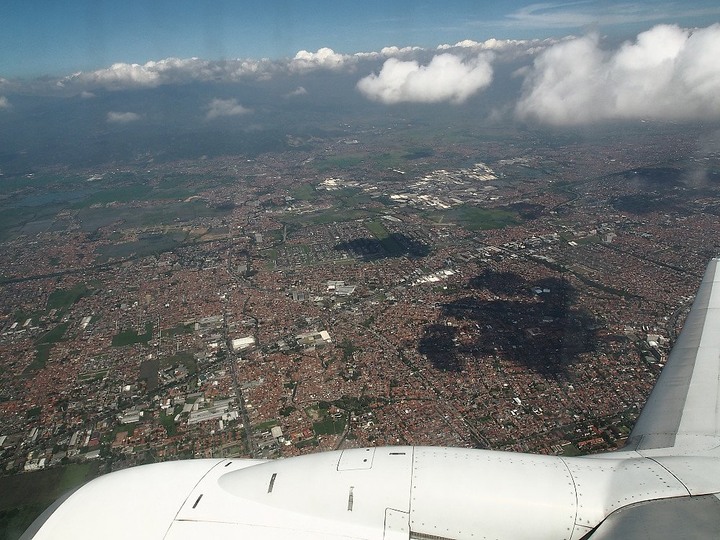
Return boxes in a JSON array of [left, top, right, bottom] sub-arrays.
[[419, 270, 598, 377]]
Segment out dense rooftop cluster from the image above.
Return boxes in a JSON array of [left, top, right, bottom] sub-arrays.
[[1, 125, 718, 477]]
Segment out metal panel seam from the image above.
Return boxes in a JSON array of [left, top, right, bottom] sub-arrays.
[[162, 459, 229, 539], [646, 457, 692, 497], [559, 457, 580, 539], [408, 446, 416, 524]]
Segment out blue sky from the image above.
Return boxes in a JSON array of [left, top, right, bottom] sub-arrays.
[[2, 0, 720, 78]]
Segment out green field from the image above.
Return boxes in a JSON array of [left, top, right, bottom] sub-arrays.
[[162, 323, 194, 337], [161, 351, 197, 376], [312, 155, 365, 171], [36, 323, 69, 345], [24, 344, 51, 374], [77, 200, 232, 234], [284, 207, 373, 228], [112, 322, 153, 347], [23, 322, 71, 374], [561, 443, 583, 457], [0, 463, 99, 540], [291, 184, 317, 201], [364, 220, 390, 240], [282, 187, 384, 230], [69, 172, 237, 209], [312, 416, 346, 436], [0, 160, 266, 242], [46, 284, 89, 312], [77, 369, 109, 383], [403, 147, 434, 160], [432, 205, 521, 231], [160, 412, 177, 437], [74, 184, 154, 207], [95, 231, 188, 263], [254, 419, 280, 433], [311, 149, 422, 173]]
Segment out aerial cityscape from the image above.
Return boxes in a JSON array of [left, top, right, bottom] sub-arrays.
[[1, 1, 720, 538]]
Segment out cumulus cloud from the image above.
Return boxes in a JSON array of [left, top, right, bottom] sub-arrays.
[[285, 86, 308, 98], [16, 37, 563, 96], [516, 23, 720, 124], [61, 57, 275, 91], [357, 53, 494, 104], [107, 111, 140, 123], [205, 98, 251, 119], [437, 38, 508, 50], [289, 48, 354, 73], [0, 96, 10, 109], [380, 45, 423, 57], [437, 37, 564, 59]]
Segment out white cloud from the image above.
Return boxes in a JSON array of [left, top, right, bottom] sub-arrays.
[[285, 86, 308, 98], [357, 53, 494, 104], [436, 37, 564, 61], [289, 48, 354, 73], [107, 111, 140, 123], [61, 57, 276, 91], [79, 62, 162, 89], [80, 90, 95, 99], [20, 39, 557, 96], [380, 45, 423, 57], [516, 23, 720, 124], [205, 98, 251, 119], [504, 2, 720, 29], [0, 96, 10, 109], [437, 39, 497, 50]]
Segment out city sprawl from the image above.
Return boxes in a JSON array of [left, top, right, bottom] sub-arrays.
[[1, 123, 719, 478]]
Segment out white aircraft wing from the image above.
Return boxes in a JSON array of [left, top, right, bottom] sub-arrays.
[[626, 257, 720, 454], [585, 495, 720, 539]]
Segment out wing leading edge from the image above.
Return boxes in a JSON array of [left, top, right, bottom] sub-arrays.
[[627, 257, 720, 454]]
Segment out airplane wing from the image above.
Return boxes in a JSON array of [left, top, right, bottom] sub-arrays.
[[586, 495, 720, 539], [626, 257, 720, 454]]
